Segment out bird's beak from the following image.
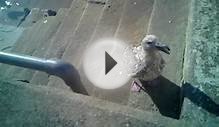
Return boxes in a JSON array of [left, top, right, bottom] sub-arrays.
[[155, 42, 170, 54]]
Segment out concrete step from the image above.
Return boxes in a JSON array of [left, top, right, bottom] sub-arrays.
[[0, 8, 67, 81], [47, 0, 107, 90], [0, 24, 24, 52], [0, 24, 24, 74], [127, 0, 191, 119], [85, 0, 156, 104], [0, 7, 26, 27], [147, 0, 189, 85], [48, 0, 128, 101], [18, 8, 44, 27], [114, 0, 154, 43], [9, 0, 74, 11], [30, 0, 89, 87], [0, 79, 180, 127], [0, 0, 72, 27], [91, 0, 155, 104], [47, 0, 155, 105], [14, 8, 69, 82], [180, 0, 219, 126]]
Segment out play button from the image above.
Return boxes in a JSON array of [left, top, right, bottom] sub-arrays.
[[83, 38, 131, 89], [105, 51, 117, 75]]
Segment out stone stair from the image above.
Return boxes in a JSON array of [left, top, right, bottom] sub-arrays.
[[0, 0, 73, 27], [127, 0, 191, 119], [30, 0, 90, 88], [0, 8, 69, 81], [47, 0, 155, 104], [0, 79, 180, 127], [0, 0, 189, 120], [18, 8, 45, 27], [9, 0, 74, 11], [1, 0, 218, 126], [180, 0, 219, 126], [0, 24, 24, 52]]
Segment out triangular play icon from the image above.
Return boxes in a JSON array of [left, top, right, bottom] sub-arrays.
[[105, 51, 117, 75]]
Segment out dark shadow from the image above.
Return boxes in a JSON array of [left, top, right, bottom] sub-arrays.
[[51, 62, 89, 95], [138, 76, 219, 119], [7, 8, 31, 27], [139, 76, 182, 119], [17, 8, 31, 27], [7, 11, 24, 20], [182, 83, 219, 116]]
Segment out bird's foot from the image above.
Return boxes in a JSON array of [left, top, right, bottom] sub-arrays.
[[131, 80, 142, 92]]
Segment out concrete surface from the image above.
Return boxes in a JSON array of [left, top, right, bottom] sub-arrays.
[[128, 0, 190, 119], [0, 24, 24, 51], [4, 0, 73, 10], [0, 80, 179, 127], [180, 0, 219, 126], [31, 0, 88, 87], [0, 0, 218, 126], [48, 0, 155, 105], [0, 0, 73, 26], [0, 8, 67, 81]]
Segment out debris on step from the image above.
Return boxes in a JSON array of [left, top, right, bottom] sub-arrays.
[[43, 20, 48, 24], [15, 2, 20, 6], [16, 79, 30, 83], [88, 0, 106, 5], [42, 9, 57, 17]]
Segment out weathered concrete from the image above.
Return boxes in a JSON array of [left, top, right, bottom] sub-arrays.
[[0, 80, 179, 127], [105, 0, 155, 104], [128, 0, 190, 119], [9, 0, 73, 10], [148, 0, 190, 85], [114, 0, 154, 43], [19, 8, 45, 27], [75, 0, 129, 103], [0, 8, 67, 81], [47, 0, 106, 91], [30, 0, 88, 87], [47, 0, 155, 105], [180, 0, 219, 126], [0, 24, 24, 52], [0, 0, 73, 26], [15, 8, 69, 82], [0, 0, 218, 126], [0, 7, 25, 27]]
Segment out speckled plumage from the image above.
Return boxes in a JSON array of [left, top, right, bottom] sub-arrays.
[[129, 35, 168, 81], [132, 45, 166, 81]]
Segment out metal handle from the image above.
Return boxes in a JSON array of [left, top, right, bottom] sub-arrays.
[[0, 51, 88, 95]]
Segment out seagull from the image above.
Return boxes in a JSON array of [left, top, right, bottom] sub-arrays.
[[129, 35, 170, 92]]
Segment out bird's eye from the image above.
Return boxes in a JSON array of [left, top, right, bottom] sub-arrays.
[[147, 42, 153, 44]]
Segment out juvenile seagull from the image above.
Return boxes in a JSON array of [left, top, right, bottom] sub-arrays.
[[130, 35, 170, 91]]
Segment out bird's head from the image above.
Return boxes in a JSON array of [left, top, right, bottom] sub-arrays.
[[141, 35, 170, 54]]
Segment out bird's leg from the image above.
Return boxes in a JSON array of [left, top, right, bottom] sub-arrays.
[[131, 79, 144, 92]]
